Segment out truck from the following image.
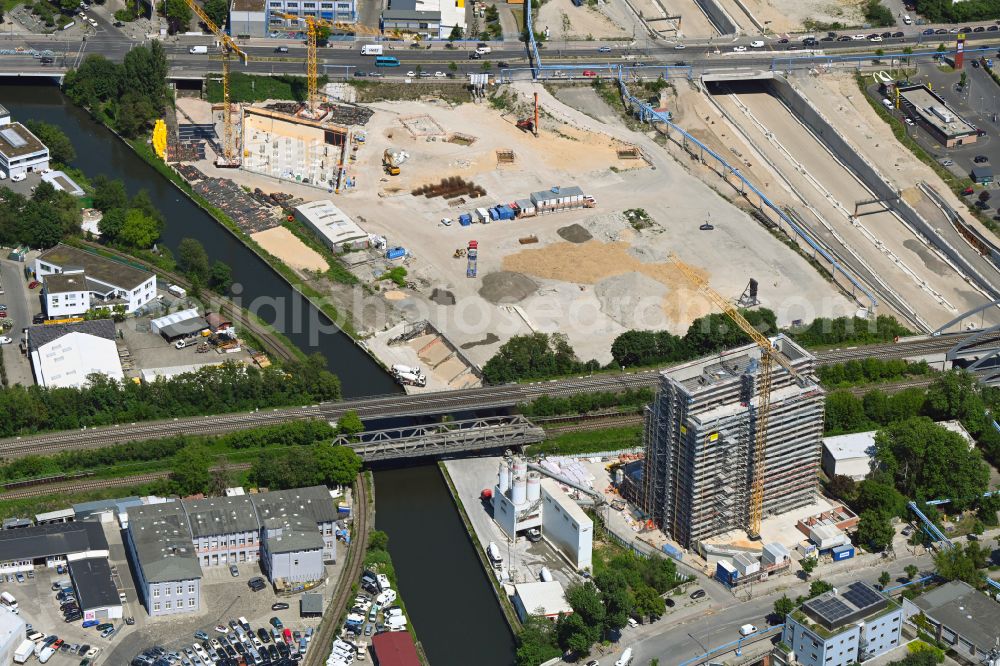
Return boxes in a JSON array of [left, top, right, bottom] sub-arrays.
[[361, 44, 384, 55], [13, 639, 33, 664], [189, 45, 208, 54], [486, 541, 503, 568], [1, 591, 18, 613]]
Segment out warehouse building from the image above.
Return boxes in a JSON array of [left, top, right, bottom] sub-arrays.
[[35, 244, 156, 316], [898, 85, 978, 148], [381, 4, 441, 36], [0, 521, 109, 575], [0, 607, 25, 666], [778, 581, 902, 666], [27, 319, 124, 389], [529, 185, 586, 213], [125, 501, 203, 617], [903, 580, 1000, 665], [183, 495, 262, 567], [68, 557, 123, 620], [512, 581, 572, 622], [641, 335, 824, 548], [371, 632, 420, 666], [230, 0, 267, 37], [0, 106, 49, 178], [294, 200, 369, 252]]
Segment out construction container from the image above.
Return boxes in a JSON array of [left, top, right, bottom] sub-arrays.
[[733, 552, 760, 576], [489, 207, 500, 221], [459, 213, 473, 226], [475, 207, 490, 223], [515, 198, 536, 217], [385, 247, 407, 260], [831, 544, 855, 561], [715, 560, 737, 585], [762, 542, 790, 566], [498, 205, 515, 220]]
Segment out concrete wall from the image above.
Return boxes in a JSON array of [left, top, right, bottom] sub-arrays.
[[691, 0, 736, 36], [767, 76, 1000, 301], [267, 548, 324, 583]]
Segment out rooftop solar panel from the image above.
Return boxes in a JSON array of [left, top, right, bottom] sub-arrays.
[[843, 582, 883, 610]]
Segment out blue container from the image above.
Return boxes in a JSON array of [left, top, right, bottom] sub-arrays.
[[500, 205, 515, 220], [489, 207, 500, 221], [386, 247, 406, 260], [832, 544, 855, 561], [459, 213, 473, 226], [662, 543, 684, 561]]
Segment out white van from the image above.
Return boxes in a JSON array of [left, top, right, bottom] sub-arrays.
[[1, 591, 18, 613], [739, 623, 759, 636], [903, 14, 912, 23], [615, 647, 633, 666], [361, 44, 383, 55], [189, 45, 208, 54], [881, 98, 893, 110], [475, 43, 491, 54], [167, 284, 187, 298], [62, 20, 76, 30]]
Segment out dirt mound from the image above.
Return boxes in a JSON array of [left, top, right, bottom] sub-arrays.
[[431, 288, 456, 305], [479, 271, 538, 304], [557, 223, 593, 243], [595, 272, 670, 329]]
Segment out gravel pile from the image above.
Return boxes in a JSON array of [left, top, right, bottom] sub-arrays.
[[478, 271, 538, 304], [557, 224, 593, 243], [594, 272, 670, 329]]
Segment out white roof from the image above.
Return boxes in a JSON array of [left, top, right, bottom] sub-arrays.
[[32, 332, 123, 389], [514, 581, 572, 617], [938, 420, 974, 448], [416, 0, 465, 29], [822, 431, 876, 461], [0, 607, 25, 651], [810, 524, 843, 541], [295, 200, 367, 246], [150, 308, 201, 329], [139, 362, 223, 383], [41, 170, 85, 196], [539, 478, 592, 527]]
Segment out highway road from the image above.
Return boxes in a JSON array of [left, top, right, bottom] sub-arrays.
[[0, 332, 981, 455]]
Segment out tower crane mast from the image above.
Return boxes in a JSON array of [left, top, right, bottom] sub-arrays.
[[670, 256, 802, 538]]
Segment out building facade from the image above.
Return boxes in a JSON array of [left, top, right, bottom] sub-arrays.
[[0, 106, 50, 178], [260, 525, 325, 583], [642, 335, 824, 548], [125, 502, 202, 617], [780, 582, 902, 666], [35, 244, 156, 316], [230, 0, 268, 36], [264, 0, 357, 34], [183, 496, 261, 567]]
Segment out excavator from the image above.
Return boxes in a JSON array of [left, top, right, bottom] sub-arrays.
[[382, 149, 401, 176]]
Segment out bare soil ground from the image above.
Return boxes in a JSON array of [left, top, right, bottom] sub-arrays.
[[251, 226, 329, 272], [734, 0, 864, 32], [536, 0, 631, 40]]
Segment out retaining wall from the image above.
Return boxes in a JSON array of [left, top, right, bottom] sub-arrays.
[[692, 0, 737, 36]]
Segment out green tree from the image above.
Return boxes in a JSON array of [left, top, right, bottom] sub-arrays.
[[178, 237, 210, 279], [633, 584, 665, 620], [855, 478, 908, 517], [858, 510, 895, 551], [556, 612, 595, 655], [827, 474, 857, 502], [483, 332, 597, 384], [98, 209, 126, 240], [92, 175, 129, 213], [800, 557, 816, 578], [315, 25, 331, 46], [337, 410, 364, 435], [594, 569, 633, 638], [825, 391, 870, 434], [773, 594, 795, 619], [25, 121, 76, 166], [905, 564, 919, 581], [368, 530, 389, 551], [566, 582, 605, 629], [203, 0, 228, 27], [448, 25, 463, 41], [808, 580, 833, 597], [879, 570, 892, 588], [448, 61, 458, 71], [934, 542, 986, 587], [170, 444, 212, 495], [312, 443, 362, 486], [515, 615, 561, 666], [208, 260, 233, 293], [118, 208, 161, 248], [164, 0, 192, 33]]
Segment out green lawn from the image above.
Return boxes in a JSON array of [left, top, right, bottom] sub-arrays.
[[526, 425, 642, 456]]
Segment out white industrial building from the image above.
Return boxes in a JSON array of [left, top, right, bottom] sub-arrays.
[[0, 104, 49, 179], [492, 457, 593, 571], [35, 244, 156, 316], [512, 581, 572, 622], [822, 420, 974, 481], [294, 200, 369, 252], [41, 170, 85, 196], [27, 320, 124, 389], [0, 607, 26, 666]]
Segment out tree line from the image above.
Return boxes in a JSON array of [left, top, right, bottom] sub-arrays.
[[63, 42, 169, 139], [816, 358, 934, 389], [483, 312, 912, 385], [516, 551, 680, 665], [916, 0, 1000, 23], [0, 182, 82, 250], [518, 388, 654, 418], [0, 355, 340, 438]]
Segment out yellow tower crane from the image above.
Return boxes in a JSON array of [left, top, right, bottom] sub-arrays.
[[272, 13, 382, 115], [669, 256, 803, 539], [184, 0, 248, 166]]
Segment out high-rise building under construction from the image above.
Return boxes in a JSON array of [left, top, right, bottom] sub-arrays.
[[641, 334, 824, 548]]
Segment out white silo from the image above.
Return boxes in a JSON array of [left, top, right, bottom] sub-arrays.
[[497, 460, 510, 493], [526, 472, 541, 503], [511, 460, 527, 505]]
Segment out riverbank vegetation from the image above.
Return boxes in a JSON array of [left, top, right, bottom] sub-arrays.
[[483, 312, 912, 384], [0, 356, 340, 438], [63, 43, 169, 139], [817, 358, 935, 389]]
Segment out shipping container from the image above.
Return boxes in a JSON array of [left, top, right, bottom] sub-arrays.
[[459, 213, 473, 226], [715, 560, 737, 585], [831, 544, 855, 561], [489, 207, 500, 221], [475, 207, 490, 223], [385, 247, 407, 260]]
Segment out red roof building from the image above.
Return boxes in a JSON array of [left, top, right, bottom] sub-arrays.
[[371, 632, 420, 666]]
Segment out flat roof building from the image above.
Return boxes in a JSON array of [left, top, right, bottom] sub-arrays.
[[294, 200, 369, 252], [0, 607, 26, 666], [642, 335, 824, 548], [822, 420, 973, 481], [904, 580, 1000, 664], [0, 121, 49, 178], [512, 581, 573, 622], [125, 501, 202, 617], [371, 632, 421, 666], [41, 170, 85, 196], [778, 581, 902, 666], [0, 521, 109, 575], [972, 165, 993, 185], [899, 85, 978, 147], [68, 557, 123, 620], [300, 592, 323, 617], [230, 0, 267, 37], [35, 244, 156, 316]]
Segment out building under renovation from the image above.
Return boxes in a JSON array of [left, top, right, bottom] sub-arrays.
[[642, 335, 824, 548]]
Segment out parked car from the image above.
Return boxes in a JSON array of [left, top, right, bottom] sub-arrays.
[[271, 603, 289, 611], [194, 631, 209, 641], [974, 155, 990, 163], [229, 565, 239, 577], [690, 589, 706, 599], [248, 577, 266, 592]]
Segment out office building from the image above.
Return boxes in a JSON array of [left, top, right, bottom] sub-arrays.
[[183, 495, 262, 567], [779, 581, 903, 666], [0, 105, 49, 178], [35, 244, 156, 316], [125, 502, 203, 617], [641, 335, 824, 548], [903, 580, 1000, 665]]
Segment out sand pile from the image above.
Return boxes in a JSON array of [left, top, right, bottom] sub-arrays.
[[557, 224, 593, 243], [479, 271, 538, 304], [595, 272, 670, 329]]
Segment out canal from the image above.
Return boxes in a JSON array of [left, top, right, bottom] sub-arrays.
[[1, 79, 515, 665]]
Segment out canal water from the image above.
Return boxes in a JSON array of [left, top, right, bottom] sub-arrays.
[[1, 80, 514, 664]]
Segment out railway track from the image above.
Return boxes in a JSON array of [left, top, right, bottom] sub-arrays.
[[304, 474, 370, 666], [0, 332, 987, 458]]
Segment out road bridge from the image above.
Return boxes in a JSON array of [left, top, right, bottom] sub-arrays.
[[337, 415, 545, 461]]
